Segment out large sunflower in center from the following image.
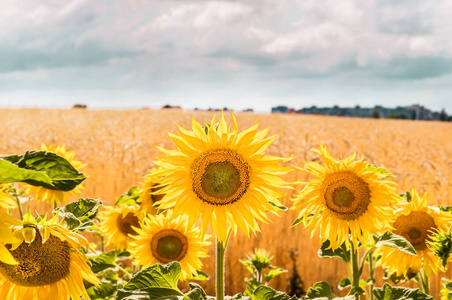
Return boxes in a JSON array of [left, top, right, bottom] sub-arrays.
[[379, 189, 452, 277], [291, 145, 401, 250], [153, 112, 291, 240]]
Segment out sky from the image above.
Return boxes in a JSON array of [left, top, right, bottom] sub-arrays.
[[1, 0, 452, 113]]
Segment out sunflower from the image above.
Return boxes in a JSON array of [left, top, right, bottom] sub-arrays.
[[440, 280, 451, 300], [0, 214, 99, 300], [379, 189, 452, 277], [291, 145, 401, 250], [137, 168, 166, 215], [25, 144, 87, 205], [0, 185, 21, 265], [153, 112, 292, 241], [130, 212, 210, 281], [98, 204, 144, 251]]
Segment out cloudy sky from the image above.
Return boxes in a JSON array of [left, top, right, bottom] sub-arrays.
[[1, 0, 452, 113]]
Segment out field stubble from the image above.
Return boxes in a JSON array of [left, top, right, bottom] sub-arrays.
[[1, 108, 451, 298]]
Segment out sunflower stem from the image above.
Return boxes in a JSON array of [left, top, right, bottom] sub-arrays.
[[14, 194, 23, 220], [368, 249, 375, 300], [216, 237, 226, 300], [216, 229, 231, 300], [419, 270, 430, 295], [350, 241, 360, 290], [100, 235, 105, 253]]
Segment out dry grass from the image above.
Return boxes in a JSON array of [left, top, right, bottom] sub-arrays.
[[1, 108, 451, 298]]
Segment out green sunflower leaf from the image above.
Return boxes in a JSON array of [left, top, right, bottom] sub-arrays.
[[373, 231, 416, 255], [439, 206, 452, 213], [318, 240, 351, 263], [245, 278, 261, 298], [116, 287, 183, 300], [0, 151, 86, 191], [184, 283, 208, 300], [122, 262, 182, 291], [338, 277, 351, 290], [264, 268, 288, 284], [115, 186, 141, 206], [252, 285, 296, 300], [87, 282, 117, 300], [117, 263, 184, 300], [366, 165, 394, 177], [55, 198, 102, 232], [373, 283, 434, 300], [383, 269, 417, 285], [185, 270, 210, 281], [89, 250, 118, 274], [303, 281, 364, 299]]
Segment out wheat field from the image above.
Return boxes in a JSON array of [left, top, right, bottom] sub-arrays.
[[1, 107, 451, 298]]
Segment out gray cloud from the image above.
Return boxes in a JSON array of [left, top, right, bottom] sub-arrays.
[[1, 0, 452, 113]]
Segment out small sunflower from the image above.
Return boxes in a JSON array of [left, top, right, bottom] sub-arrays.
[[98, 204, 144, 251], [130, 212, 210, 281], [0, 214, 99, 300], [291, 145, 401, 250], [440, 280, 452, 300], [25, 144, 87, 205], [0, 186, 21, 265], [154, 112, 292, 241], [379, 189, 452, 277], [137, 168, 166, 215]]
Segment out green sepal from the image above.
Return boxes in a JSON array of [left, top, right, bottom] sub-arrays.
[[265, 268, 288, 283], [252, 285, 296, 300], [115, 186, 141, 206], [55, 198, 102, 232], [366, 165, 394, 177], [185, 270, 210, 281], [373, 283, 434, 300], [87, 283, 117, 300], [400, 191, 412, 203], [439, 206, 452, 213], [0, 151, 86, 191], [373, 231, 416, 255], [318, 240, 350, 263], [292, 213, 313, 227], [90, 250, 118, 273], [268, 200, 288, 211]]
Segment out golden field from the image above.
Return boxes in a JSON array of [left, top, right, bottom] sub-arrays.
[[1, 107, 451, 298]]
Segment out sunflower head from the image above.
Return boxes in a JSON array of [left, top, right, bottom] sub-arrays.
[[130, 212, 211, 281], [25, 143, 87, 205], [154, 112, 292, 240], [0, 213, 99, 300], [248, 248, 273, 272], [379, 189, 452, 277], [138, 168, 166, 215], [291, 145, 401, 250], [98, 204, 144, 251]]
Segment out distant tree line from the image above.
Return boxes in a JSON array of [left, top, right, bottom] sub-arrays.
[[272, 104, 451, 121]]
